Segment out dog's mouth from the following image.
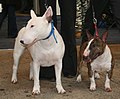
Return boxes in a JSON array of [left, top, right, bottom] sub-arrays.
[[83, 54, 100, 63], [83, 52, 102, 63], [83, 56, 91, 63], [21, 38, 38, 48], [91, 52, 102, 60]]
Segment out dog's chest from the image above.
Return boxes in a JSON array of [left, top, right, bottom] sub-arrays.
[[29, 39, 64, 66], [90, 45, 112, 72]]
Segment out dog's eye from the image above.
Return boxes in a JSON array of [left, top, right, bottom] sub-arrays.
[[30, 25, 34, 28]]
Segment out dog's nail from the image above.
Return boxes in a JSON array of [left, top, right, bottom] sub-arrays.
[[105, 88, 112, 92], [11, 81, 17, 84]]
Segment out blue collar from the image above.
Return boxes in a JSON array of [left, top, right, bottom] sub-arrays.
[[42, 21, 58, 43]]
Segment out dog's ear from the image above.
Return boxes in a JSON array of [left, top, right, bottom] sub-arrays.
[[86, 29, 93, 40], [30, 10, 37, 19], [102, 31, 108, 42], [43, 6, 53, 22]]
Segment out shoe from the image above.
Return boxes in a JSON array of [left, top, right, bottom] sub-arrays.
[[64, 74, 75, 78]]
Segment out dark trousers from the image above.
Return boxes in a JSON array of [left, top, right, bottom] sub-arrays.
[[39, 0, 57, 28], [0, 4, 18, 37], [110, 0, 120, 31], [81, 0, 109, 44], [39, 0, 77, 79], [58, 0, 77, 76]]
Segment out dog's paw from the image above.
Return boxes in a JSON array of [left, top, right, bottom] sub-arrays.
[[32, 90, 40, 95], [56, 85, 66, 94], [90, 83, 96, 91], [76, 75, 82, 82], [11, 76, 17, 84], [95, 73, 100, 79], [11, 79, 17, 84], [90, 86, 96, 91], [32, 87, 40, 95], [105, 87, 112, 92]]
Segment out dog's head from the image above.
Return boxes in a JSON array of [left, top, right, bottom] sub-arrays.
[[83, 30, 108, 63], [20, 6, 53, 45]]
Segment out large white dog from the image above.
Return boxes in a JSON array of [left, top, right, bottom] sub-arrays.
[[11, 6, 66, 94]]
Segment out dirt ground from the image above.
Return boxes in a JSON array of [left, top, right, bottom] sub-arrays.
[[0, 44, 120, 99]]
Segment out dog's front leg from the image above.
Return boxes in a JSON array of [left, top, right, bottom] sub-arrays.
[[55, 60, 66, 94], [89, 70, 96, 91], [11, 39, 25, 83], [32, 62, 40, 95], [105, 72, 112, 92], [89, 72, 96, 91]]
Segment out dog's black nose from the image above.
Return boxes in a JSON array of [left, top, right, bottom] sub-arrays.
[[20, 40, 24, 44]]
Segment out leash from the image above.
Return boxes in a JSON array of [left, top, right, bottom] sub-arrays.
[[91, 0, 115, 37], [44, 0, 48, 9], [43, 1, 58, 43], [91, 0, 99, 37]]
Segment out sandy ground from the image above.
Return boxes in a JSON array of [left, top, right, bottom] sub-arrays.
[[0, 44, 120, 99]]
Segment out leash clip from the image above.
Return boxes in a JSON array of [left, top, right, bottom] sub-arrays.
[[93, 18, 97, 24], [44, 3, 48, 9]]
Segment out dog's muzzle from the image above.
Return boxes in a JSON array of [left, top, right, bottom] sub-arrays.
[[20, 38, 38, 48]]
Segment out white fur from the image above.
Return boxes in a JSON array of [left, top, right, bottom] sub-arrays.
[[76, 74, 82, 82], [83, 39, 94, 57], [105, 73, 111, 90], [91, 45, 112, 72], [90, 73, 96, 91], [90, 45, 112, 91], [11, 7, 66, 94]]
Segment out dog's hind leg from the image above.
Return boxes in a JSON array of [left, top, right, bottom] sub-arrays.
[[29, 61, 34, 80], [11, 36, 25, 83], [76, 61, 83, 82], [77, 42, 87, 82]]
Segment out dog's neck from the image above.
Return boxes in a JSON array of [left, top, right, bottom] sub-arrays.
[[36, 23, 58, 50], [42, 21, 57, 43]]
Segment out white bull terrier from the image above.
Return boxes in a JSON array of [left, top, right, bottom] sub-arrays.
[[11, 6, 66, 94]]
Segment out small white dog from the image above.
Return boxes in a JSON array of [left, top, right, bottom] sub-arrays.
[[11, 6, 66, 94]]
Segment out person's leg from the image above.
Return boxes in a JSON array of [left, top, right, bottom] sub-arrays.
[[8, 5, 18, 38], [0, 4, 8, 29], [59, 0, 77, 77], [19, 0, 28, 12], [110, 0, 120, 31], [81, 0, 109, 44], [39, 0, 57, 28]]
